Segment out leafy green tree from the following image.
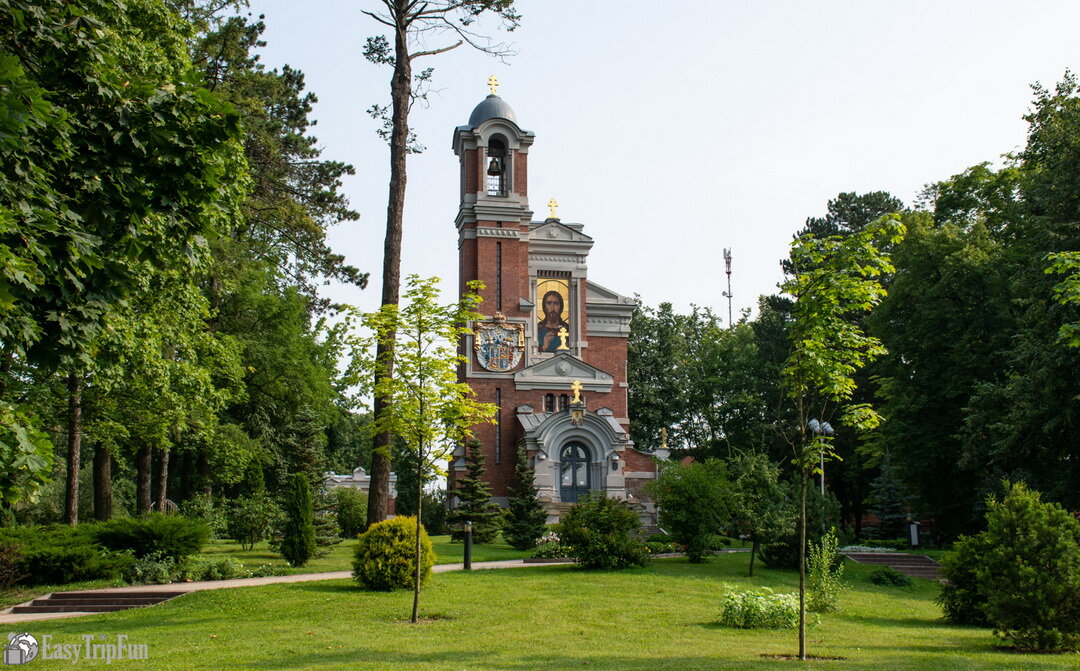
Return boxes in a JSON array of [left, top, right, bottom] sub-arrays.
[[360, 0, 521, 527], [649, 460, 731, 562], [870, 211, 1010, 539], [333, 487, 368, 539], [503, 446, 548, 551], [227, 493, 281, 551], [0, 0, 246, 524], [726, 452, 792, 576], [280, 473, 316, 567], [345, 275, 497, 623], [781, 214, 905, 660], [446, 440, 503, 544]]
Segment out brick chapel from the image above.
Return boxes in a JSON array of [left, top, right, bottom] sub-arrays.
[[448, 81, 663, 524]]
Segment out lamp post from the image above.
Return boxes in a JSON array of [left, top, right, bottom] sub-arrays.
[[807, 419, 834, 495], [464, 521, 472, 570]]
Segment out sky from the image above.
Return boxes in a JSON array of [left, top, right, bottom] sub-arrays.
[[245, 0, 1080, 322]]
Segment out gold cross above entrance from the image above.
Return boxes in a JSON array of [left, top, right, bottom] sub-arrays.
[[488, 75, 499, 96], [548, 198, 559, 219], [570, 379, 583, 404]]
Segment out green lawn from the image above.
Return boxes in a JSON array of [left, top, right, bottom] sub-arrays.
[[24, 554, 1078, 669], [196, 534, 533, 573]]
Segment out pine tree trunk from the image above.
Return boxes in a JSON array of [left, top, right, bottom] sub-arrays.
[[136, 445, 152, 515], [93, 442, 112, 521], [64, 373, 82, 525], [367, 10, 412, 529], [156, 447, 170, 512]]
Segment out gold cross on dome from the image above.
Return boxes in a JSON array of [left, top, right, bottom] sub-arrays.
[[557, 326, 570, 350], [487, 75, 499, 96], [548, 198, 559, 219]]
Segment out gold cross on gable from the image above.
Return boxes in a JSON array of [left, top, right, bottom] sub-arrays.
[[570, 379, 583, 404], [557, 327, 570, 350], [548, 198, 559, 219], [488, 75, 499, 96]]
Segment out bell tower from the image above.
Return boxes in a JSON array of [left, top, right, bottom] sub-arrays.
[[453, 75, 535, 318]]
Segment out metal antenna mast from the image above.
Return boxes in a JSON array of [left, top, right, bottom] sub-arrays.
[[722, 248, 733, 327]]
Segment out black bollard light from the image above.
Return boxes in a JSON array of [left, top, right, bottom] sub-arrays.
[[464, 521, 473, 570]]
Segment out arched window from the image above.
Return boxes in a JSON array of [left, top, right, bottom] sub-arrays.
[[486, 136, 508, 196]]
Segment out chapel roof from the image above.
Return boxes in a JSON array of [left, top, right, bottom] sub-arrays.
[[468, 94, 517, 127]]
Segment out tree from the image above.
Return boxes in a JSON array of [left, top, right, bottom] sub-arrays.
[[345, 274, 496, 624], [648, 460, 731, 562], [940, 482, 1080, 652], [503, 445, 548, 551], [280, 472, 316, 567], [446, 440, 502, 544], [360, 0, 521, 528], [0, 0, 246, 524], [781, 214, 905, 660], [726, 452, 792, 577]]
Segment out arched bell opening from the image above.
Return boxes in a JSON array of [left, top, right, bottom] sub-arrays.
[[486, 135, 508, 196]]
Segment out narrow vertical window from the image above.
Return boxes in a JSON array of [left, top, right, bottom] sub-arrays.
[[494, 388, 502, 464], [544, 394, 554, 412], [496, 241, 502, 310]]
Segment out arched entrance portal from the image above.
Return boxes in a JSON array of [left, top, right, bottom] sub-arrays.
[[559, 441, 591, 503]]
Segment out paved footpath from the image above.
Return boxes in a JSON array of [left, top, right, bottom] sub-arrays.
[[0, 559, 572, 625]]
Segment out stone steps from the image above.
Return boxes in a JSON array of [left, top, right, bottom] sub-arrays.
[[843, 552, 942, 580], [11, 590, 187, 615]]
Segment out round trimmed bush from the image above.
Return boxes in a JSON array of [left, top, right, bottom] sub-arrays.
[[353, 516, 435, 591]]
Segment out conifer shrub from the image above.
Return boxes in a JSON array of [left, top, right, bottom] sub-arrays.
[[869, 567, 913, 587], [504, 446, 548, 550], [716, 586, 800, 629], [446, 440, 502, 543], [280, 473, 316, 568], [353, 516, 435, 591], [314, 513, 343, 547], [939, 482, 1080, 652], [0, 525, 131, 585], [559, 493, 649, 570], [93, 514, 209, 560]]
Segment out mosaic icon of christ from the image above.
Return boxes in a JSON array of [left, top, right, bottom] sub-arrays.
[[536, 279, 570, 352]]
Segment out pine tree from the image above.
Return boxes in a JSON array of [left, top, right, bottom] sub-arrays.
[[446, 440, 502, 543], [281, 473, 316, 567], [867, 452, 910, 540], [504, 446, 548, 550]]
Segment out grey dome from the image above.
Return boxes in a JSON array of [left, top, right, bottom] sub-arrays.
[[468, 95, 517, 127]]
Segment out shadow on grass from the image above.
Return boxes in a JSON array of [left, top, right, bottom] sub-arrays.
[[843, 613, 957, 629], [259, 647, 785, 670], [287, 582, 360, 595]]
